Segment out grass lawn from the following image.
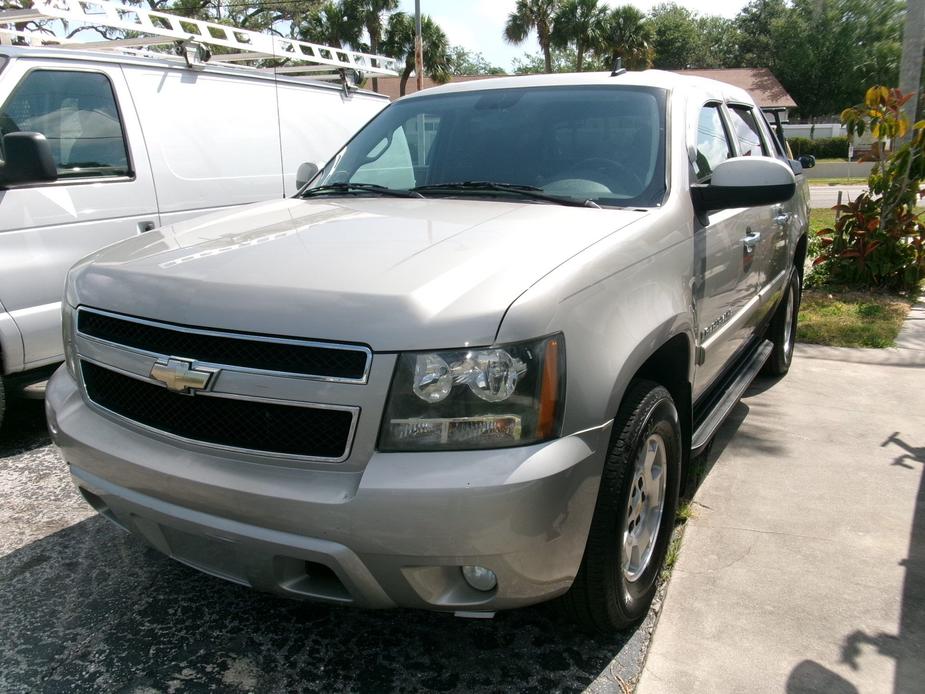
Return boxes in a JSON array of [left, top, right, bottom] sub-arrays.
[[809, 207, 924, 234], [798, 290, 913, 348], [809, 208, 836, 234], [807, 177, 868, 186]]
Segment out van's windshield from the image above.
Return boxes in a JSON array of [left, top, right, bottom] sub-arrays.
[[309, 85, 667, 208]]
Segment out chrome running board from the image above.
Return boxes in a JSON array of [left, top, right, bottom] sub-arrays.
[[691, 339, 773, 455]]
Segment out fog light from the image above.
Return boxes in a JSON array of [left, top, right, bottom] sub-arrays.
[[461, 565, 497, 592]]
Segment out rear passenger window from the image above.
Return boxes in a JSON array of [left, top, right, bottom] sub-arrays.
[[694, 104, 732, 180], [728, 105, 769, 157], [0, 70, 130, 179]]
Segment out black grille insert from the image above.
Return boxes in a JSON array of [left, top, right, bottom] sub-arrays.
[[81, 362, 355, 459], [78, 310, 369, 381]]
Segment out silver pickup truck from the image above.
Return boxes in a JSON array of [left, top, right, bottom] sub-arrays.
[[46, 70, 809, 633]]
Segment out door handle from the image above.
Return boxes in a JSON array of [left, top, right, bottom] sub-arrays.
[[773, 205, 791, 226], [138, 221, 156, 233], [741, 229, 761, 252]]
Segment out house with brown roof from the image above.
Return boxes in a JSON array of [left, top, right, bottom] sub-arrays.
[[675, 68, 797, 120], [373, 67, 797, 120]]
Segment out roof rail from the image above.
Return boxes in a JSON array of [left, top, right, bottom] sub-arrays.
[[0, 0, 399, 78]]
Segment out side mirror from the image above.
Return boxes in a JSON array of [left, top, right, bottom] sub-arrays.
[[296, 161, 320, 190], [798, 154, 816, 169], [691, 156, 796, 215], [0, 132, 58, 186]]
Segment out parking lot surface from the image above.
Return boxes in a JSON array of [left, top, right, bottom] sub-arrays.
[[1, 397, 654, 694]]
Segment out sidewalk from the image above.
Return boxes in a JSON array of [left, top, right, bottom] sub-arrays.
[[636, 314, 925, 692]]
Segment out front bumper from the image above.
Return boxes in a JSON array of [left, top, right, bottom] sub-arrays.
[[47, 367, 610, 611]]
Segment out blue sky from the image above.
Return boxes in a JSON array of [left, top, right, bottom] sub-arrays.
[[396, 0, 750, 71]]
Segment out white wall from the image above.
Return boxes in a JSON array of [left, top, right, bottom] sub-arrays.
[[782, 123, 847, 139]]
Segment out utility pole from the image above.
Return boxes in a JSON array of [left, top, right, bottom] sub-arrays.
[[414, 0, 423, 92], [899, 0, 924, 137]]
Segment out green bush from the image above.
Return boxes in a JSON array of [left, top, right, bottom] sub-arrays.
[[787, 136, 850, 159]]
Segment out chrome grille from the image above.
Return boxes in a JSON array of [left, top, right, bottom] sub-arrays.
[[81, 361, 356, 459], [77, 308, 371, 383], [74, 307, 366, 462]]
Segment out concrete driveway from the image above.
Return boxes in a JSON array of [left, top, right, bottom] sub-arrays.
[[637, 344, 925, 694]]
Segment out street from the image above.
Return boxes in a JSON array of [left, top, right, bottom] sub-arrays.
[[809, 183, 925, 209]]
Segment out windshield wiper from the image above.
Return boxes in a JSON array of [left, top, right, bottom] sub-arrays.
[[301, 182, 423, 199], [411, 181, 600, 208]]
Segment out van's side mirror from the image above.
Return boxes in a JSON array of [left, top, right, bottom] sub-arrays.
[[296, 161, 320, 190], [0, 132, 58, 186], [691, 156, 796, 215], [798, 154, 816, 169]]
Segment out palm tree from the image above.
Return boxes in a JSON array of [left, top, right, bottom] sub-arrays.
[[503, 0, 560, 74], [297, 1, 361, 49], [382, 12, 450, 97], [345, 0, 398, 91], [551, 0, 608, 72], [601, 5, 653, 71]]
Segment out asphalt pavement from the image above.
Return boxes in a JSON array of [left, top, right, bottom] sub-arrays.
[[808, 183, 925, 209], [0, 397, 657, 694]]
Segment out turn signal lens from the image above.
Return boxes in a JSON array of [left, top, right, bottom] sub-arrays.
[[537, 337, 560, 439]]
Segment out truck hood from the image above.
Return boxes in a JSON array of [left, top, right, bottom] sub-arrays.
[[71, 198, 646, 351]]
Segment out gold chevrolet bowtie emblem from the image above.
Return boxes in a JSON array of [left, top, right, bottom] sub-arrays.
[[150, 358, 213, 393]]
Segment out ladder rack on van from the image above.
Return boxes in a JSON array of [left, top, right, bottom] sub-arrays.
[[0, 0, 399, 81]]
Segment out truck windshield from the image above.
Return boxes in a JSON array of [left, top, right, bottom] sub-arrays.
[[311, 85, 667, 208]]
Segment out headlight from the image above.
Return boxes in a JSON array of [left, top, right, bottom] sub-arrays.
[[379, 334, 565, 451], [62, 303, 78, 379]]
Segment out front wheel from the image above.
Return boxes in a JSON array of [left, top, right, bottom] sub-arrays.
[[558, 380, 681, 633], [763, 269, 801, 377]]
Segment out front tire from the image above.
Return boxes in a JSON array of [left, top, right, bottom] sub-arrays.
[[558, 380, 681, 633], [763, 269, 801, 377]]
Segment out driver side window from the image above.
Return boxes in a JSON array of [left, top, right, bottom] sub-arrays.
[[0, 69, 130, 179], [694, 104, 732, 181]]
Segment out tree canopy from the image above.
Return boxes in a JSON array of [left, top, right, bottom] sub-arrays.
[[500, 0, 909, 121], [382, 12, 450, 96], [11, 0, 913, 121]]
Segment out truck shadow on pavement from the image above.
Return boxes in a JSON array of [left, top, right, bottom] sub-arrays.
[[0, 516, 639, 693], [0, 397, 51, 457], [1, 377, 784, 692], [0, 399, 648, 693]]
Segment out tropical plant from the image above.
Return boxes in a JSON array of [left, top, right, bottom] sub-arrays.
[[382, 12, 450, 96], [345, 0, 398, 90], [599, 5, 652, 71], [503, 0, 560, 74], [551, 0, 608, 72], [511, 45, 602, 74], [814, 86, 925, 290], [297, 1, 361, 48], [814, 192, 923, 289]]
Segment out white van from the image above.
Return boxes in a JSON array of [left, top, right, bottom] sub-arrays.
[[0, 41, 390, 425]]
